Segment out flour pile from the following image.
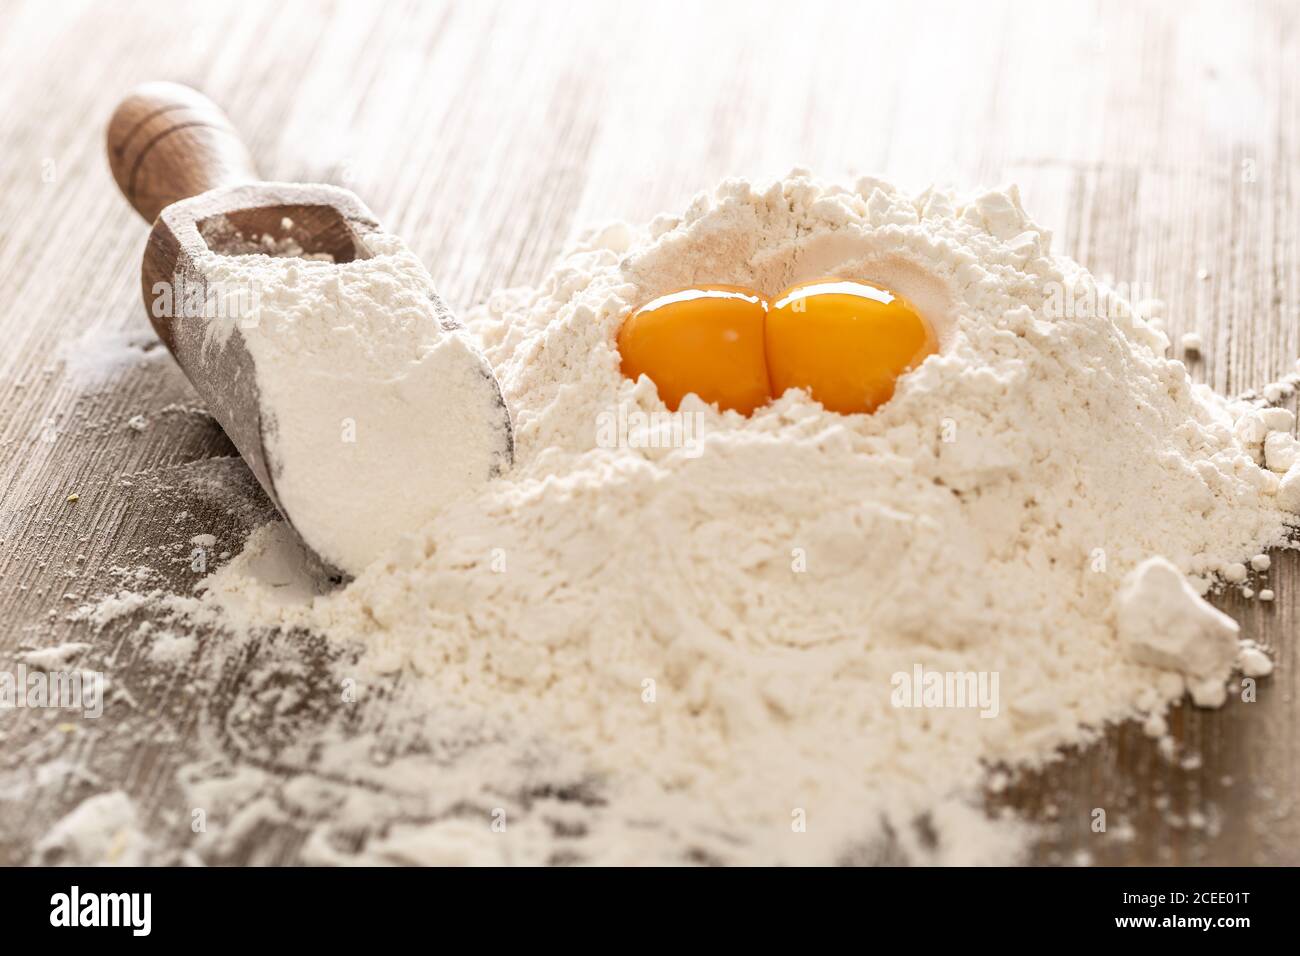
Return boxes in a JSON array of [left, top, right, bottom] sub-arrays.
[[122, 173, 1300, 863]]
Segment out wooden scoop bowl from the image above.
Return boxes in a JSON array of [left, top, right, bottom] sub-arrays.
[[106, 82, 513, 573]]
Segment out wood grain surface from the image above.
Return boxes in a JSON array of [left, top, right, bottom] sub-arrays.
[[1, 0, 1297, 865]]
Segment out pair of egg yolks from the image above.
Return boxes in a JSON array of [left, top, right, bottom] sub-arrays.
[[616, 279, 937, 415]]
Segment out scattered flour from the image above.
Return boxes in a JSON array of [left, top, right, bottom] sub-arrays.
[[17, 642, 92, 670], [33, 790, 152, 866], [1240, 643, 1275, 677], [128, 172, 1295, 864], [69, 591, 158, 631], [144, 631, 197, 666], [56, 325, 166, 384]]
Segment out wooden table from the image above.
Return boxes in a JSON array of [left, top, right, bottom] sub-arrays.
[[1, 0, 1296, 865]]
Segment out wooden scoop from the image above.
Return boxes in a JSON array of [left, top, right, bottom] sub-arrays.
[[106, 82, 513, 574]]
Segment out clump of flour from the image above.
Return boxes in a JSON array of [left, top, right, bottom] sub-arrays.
[[121, 173, 1296, 863]]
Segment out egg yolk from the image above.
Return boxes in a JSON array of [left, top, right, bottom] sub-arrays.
[[616, 278, 937, 416], [765, 279, 937, 414], [616, 285, 771, 415]]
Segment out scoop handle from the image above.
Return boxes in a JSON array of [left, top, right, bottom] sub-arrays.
[[107, 82, 259, 223]]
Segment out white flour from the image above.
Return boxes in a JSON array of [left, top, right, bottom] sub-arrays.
[[193, 212, 512, 575], [118, 172, 1296, 865]]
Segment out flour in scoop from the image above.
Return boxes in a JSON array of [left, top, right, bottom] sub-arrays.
[[192, 209, 512, 575], [96, 172, 1298, 864]]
